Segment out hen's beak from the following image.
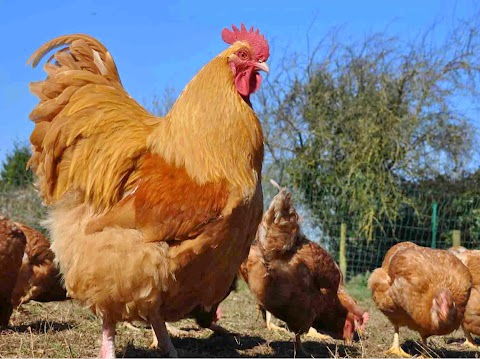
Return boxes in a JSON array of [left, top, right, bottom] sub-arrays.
[[255, 61, 269, 73]]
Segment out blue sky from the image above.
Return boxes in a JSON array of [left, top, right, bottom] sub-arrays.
[[0, 0, 477, 165]]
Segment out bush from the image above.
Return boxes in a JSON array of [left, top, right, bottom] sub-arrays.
[[0, 143, 34, 189]]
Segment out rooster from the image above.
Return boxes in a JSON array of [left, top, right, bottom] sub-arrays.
[[368, 242, 472, 357], [27, 24, 269, 357], [240, 180, 368, 356]]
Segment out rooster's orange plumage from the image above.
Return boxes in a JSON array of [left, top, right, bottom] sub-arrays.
[[27, 24, 269, 357]]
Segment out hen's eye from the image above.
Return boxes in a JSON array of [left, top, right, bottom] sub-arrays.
[[238, 51, 248, 60]]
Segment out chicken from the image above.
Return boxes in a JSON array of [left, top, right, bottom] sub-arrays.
[[368, 242, 472, 357], [11, 222, 67, 309], [0, 215, 67, 328], [27, 24, 268, 357], [240, 180, 368, 355], [254, 279, 369, 342], [0, 215, 26, 328], [449, 246, 480, 348]]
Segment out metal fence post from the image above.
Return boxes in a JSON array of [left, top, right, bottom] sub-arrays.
[[340, 222, 347, 278], [431, 202, 438, 248]]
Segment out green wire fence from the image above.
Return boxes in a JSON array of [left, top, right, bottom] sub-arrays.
[[2, 183, 480, 280], [293, 189, 480, 280]]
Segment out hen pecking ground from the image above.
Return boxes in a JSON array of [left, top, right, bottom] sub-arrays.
[[1, 276, 479, 358]]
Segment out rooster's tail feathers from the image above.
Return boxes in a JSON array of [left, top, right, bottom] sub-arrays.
[[27, 34, 121, 83], [27, 34, 153, 209]]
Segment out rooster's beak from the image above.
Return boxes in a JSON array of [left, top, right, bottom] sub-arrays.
[[255, 61, 269, 73]]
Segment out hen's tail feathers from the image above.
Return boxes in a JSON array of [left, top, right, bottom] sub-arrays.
[[258, 185, 301, 252], [367, 268, 391, 291], [13, 222, 54, 265], [264, 185, 295, 225], [269, 179, 282, 190]]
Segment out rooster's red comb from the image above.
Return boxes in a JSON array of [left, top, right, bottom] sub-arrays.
[[221, 23, 269, 62]]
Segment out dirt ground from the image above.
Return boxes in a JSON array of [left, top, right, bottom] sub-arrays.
[[1, 277, 479, 358]]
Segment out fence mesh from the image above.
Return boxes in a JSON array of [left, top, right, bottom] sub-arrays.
[[276, 183, 480, 280], [2, 182, 480, 281]]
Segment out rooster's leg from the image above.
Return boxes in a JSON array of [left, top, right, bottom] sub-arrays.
[[266, 311, 288, 332], [462, 326, 478, 349], [150, 317, 178, 357], [385, 325, 411, 358], [99, 319, 116, 359]]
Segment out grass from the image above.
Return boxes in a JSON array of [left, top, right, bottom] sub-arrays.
[[2, 278, 480, 358], [1, 189, 479, 357]]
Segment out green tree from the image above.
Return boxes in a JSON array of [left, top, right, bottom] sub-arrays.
[[258, 16, 480, 239], [0, 143, 34, 189]]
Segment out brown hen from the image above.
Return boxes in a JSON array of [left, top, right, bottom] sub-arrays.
[[449, 246, 480, 348], [369, 242, 472, 357], [0, 216, 26, 327], [240, 181, 368, 355]]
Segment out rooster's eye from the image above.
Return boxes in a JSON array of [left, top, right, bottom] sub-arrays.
[[238, 51, 248, 60]]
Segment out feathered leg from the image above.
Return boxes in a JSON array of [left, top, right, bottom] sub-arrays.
[[385, 325, 411, 358], [98, 319, 116, 358], [150, 317, 178, 357]]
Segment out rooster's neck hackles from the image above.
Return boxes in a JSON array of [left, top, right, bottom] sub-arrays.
[[148, 43, 265, 195]]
